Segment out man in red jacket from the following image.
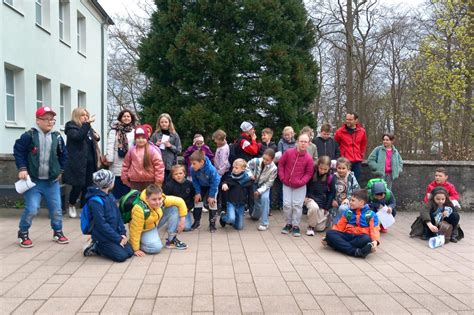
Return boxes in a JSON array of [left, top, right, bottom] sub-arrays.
[[334, 113, 367, 182], [278, 134, 314, 237]]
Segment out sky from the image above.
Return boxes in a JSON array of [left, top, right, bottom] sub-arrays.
[[99, 0, 426, 20]]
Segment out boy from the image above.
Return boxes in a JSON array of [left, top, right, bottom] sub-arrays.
[[189, 150, 221, 232], [258, 128, 278, 156], [231, 121, 259, 162], [220, 159, 253, 230], [423, 167, 461, 210], [13, 106, 69, 247], [368, 181, 396, 233], [314, 123, 340, 167], [324, 189, 379, 258], [300, 126, 318, 164]]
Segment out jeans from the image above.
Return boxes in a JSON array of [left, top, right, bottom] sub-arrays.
[[282, 184, 306, 227], [335, 204, 350, 223], [19, 179, 63, 232], [95, 241, 133, 262], [193, 186, 218, 224], [112, 176, 131, 200], [139, 206, 179, 254], [253, 189, 270, 226], [184, 212, 193, 231], [325, 230, 371, 257], [351, 161, 362, 183], [222, 202, 245, 230]]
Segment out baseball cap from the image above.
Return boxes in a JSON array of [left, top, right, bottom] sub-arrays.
[[240, 121, 254, 132], [372, 182, 386, 195], [36, 106, 56, 118]]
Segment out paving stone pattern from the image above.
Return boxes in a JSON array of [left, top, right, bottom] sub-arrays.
[[0, 210, 472, 314]]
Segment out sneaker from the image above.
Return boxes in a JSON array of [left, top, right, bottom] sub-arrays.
[[83, 241, 97, 256], [281, 224, 292, 234], [258, 225, 268, 231], [53, 230, 69, 244], [209, 224, 217, 233], [355, 242, 373, 258], [191, 221, 201, 231], [68, 205, 77, 218], [306, 227, 315, 236], [18, 231, 33, 248], [450, 237, 458, 243], [165, 237, 188, 250], [219, 211, 227, 228], [292, 226, 301, 237], [202, 207, 209, 213]]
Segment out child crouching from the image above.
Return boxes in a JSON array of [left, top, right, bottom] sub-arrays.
[[324, 189, 379, 258]]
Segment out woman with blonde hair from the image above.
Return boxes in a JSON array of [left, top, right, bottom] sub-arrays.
[[64, 107, 100, 218]]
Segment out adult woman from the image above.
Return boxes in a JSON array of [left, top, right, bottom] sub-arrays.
[[64, 107, 99, 218], [150, 113, 182, 179], [367, 133, 403, 189], [105, 109, 137, 199]]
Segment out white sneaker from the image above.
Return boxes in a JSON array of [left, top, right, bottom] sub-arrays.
[[68, 205, 77, 218], [258, 225, 268, 231], [202, 207, 208, 213], [306, 227, 315, 236]]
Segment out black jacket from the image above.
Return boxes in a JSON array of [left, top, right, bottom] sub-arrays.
[[313, 137, 340, 160], [63, 121, 98, 186], [163, 178, 195, 211], [306, 173, 336, 210], [258, 141, 278, 157], [223, 172, 253, 205]]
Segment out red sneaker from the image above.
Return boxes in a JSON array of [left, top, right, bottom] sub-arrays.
[[380, 226, 388, 233], [53, 230, 69, 244], [18, 231, 33, 248]]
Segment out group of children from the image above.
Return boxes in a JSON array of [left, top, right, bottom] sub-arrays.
[[13, 107, 464, 264]]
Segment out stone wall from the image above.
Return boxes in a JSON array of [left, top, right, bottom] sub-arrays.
[[1, 154, 473, 211]]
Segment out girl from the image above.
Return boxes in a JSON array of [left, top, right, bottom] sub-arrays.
[[304, 156, 335, 235], [277, 126, 296, 155], [83, 169, 133, 262], [418, 187, 461, 243], [367, 133, 403, 189], [121, 126, 164, 191], [163, 165, 194, 232], [150, 113, 182, 179], [246, 149, 277, 231], [64, 107, 100, 218], [105, 109, 137, 199], [130, 184, 188, 256], [183, 134, 215, 177], [331, 157, 360, 224]]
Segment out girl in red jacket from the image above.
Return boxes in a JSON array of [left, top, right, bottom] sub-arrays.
[[121, 126, 165, 191], [278, 133, 314, 237]]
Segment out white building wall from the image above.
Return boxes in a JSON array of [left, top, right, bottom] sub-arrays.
[[0, 0, 109, 154]]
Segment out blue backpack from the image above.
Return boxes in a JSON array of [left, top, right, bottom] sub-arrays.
[[80, 196, 104, 235]]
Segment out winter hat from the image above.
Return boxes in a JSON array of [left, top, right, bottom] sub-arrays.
[[240, 121, 254, 132], [93, 169, 115, 189], [36, 106, 56, 118], [142, 124, 153, 136], [372, 182, 386, 195], [193, 134, 204, 145], [134, 126, 149, 140]]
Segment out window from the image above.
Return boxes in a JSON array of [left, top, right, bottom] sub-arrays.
[[35, 0, 42, 25], [3, 0, 24, 16], [36, 79, 43, 108], [59, 85, 70, 125], [35, 0, 50, 30], [36, 75, 51, 109], [58, 1, 63, 39], [77, 90, 86, 107], [58, 0, 70, 43], [77, 11, 86, 54], [4, 0, 14, 6], [5, 68, 15, 121]]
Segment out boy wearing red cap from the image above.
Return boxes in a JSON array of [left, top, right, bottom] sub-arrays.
[[13, 106, 68, 247]]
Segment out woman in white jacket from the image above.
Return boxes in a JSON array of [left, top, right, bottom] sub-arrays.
[[105, 109, 137, 199]]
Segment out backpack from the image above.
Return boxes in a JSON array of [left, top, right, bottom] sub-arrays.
[[366, 178, 391, 201], [80, 196, 104, 235], [119, 189, 151, 223]]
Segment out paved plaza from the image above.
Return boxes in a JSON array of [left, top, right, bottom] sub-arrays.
[[0, 209, 472, 314]]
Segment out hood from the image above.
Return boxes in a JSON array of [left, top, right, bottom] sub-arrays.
[[84, 186, 108, 200]]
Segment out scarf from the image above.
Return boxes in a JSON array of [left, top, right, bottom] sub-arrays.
[[113, 121, 133, 152], [231, 171, 250, 185]]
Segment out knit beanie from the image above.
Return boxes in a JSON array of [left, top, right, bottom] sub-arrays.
[[92, 169, 115, 189], [193, 134, 204, 145], [134, 126, 149, 140]]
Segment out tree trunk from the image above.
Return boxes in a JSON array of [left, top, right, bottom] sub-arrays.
[[345, 0, 354, 112]]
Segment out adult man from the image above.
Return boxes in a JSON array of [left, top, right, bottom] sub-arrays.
[[334, 113, 367, 181], [13, 106, 68, 247]]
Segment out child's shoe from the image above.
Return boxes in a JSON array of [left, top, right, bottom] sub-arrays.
[[68, 205, 77, 218], [202, 207, 208, 213], [281, 224, 292, 234], [18, 230, 33, 248], [258, 225, 268, 231], [191, 221, 201, 231], [355, 242, 372, 258], [219, 211, 226, 228], [306, 227, 315, 236], [166, 237, 188, 250], [380, 227, 388, 233], [209, 223, 217, 233], [83, 241, 97, 256], [292, 226, 301, 237], [53, 230, 69, 244]]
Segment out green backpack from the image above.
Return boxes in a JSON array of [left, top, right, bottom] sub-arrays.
[[119, 189, 151, 223], [366, 178, 391, 201]]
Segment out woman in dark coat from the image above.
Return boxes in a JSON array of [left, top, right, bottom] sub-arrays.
[[64, 107, 99, 218]]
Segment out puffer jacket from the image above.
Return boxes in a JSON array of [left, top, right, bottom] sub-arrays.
[[278, 147, 314, 188], [106, 128, 135, 176], [332, 204, 380, 243], [121, 144, 164, 185], [129, 190, 187, 251], [367, 145, 403, 180], [246, 157, 277, 194], [334, 123, 367, 162], [190, 156, 221, 197]]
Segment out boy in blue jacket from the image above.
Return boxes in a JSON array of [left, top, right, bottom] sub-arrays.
[[13, 107, 68, 248], [189, 150, 221, 232], [368, 181, 396, 233], [83, 169, 133, 262]]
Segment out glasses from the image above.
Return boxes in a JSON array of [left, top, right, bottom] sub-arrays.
[[38, 118, 56, 123]]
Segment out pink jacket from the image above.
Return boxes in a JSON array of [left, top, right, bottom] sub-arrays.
[[278, 147, 314, 188], [121, 144, 164, 185]]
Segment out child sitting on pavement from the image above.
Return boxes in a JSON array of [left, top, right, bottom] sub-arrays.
[[323, 189, 380, 258], [331, 157, 360, 224], [367, 180, 396, 233]]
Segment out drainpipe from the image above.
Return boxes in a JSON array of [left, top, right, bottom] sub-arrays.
[[100, 22, 105, 153]]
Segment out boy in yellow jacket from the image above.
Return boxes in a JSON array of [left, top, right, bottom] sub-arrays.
[[129, 184, 188, 256]]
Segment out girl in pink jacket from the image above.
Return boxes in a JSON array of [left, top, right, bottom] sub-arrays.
[[278, 133, 314, 237], [121, 126, 165, 191]]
